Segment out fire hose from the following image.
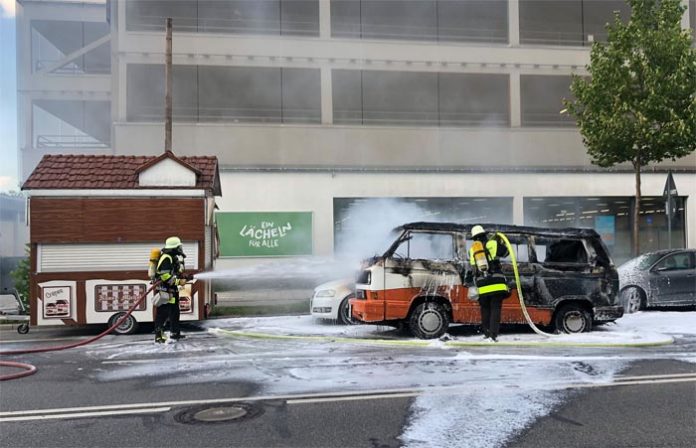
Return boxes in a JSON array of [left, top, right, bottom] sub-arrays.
[[0, 282, 159, 381], [496, 232, 553, 338]]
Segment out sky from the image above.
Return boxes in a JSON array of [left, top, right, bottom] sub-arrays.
[[0, 1, 17, 192]]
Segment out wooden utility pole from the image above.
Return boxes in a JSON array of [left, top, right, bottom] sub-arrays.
[[164, 17, 173, 153]]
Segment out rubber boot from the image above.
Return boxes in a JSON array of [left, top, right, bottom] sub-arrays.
[[155, 329, 166, 343]]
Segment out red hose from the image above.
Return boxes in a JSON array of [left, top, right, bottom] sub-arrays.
[[0, 283, 158, 381]]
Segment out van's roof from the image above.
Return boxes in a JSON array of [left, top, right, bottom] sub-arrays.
[[396, 222, 601, 239]]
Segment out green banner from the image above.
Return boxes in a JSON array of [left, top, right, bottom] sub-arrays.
[[217, 212, 313, 257]]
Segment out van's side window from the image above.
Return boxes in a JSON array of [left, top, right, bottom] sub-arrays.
[[396, 232, 455, 260], [533, 238, 588, 264]]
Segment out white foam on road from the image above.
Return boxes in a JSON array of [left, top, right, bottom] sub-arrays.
[[85, 311, 694, 448], [204, 311, 696, 345]]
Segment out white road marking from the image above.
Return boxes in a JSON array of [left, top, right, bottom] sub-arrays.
[[2, 373, 694, 421], [0, 407, 171, 423]]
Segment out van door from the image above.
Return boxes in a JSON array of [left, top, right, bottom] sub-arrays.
[[499, 236, 540, 324], [383, 231, 459, 320], [529, 237, 600, 307]]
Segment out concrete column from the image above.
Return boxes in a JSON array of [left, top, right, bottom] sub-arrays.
[[513, 195, 525, 226], [509, 71, 521, 127], [319, 0, 331, 39], [321, 67, 333, 124], [508, 0, 520, 46], [681, 0, 690, 29]]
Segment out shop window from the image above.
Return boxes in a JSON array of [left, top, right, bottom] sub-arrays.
[[523, 196, 687, 266], [520, 75, 575, 127], [439, 73, 510, 126]]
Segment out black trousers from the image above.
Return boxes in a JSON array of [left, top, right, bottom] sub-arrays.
[[154, 293, 180, 335], [479, 295, 504, 339]]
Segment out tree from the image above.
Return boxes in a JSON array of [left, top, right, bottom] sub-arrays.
[[564, 0, 696, 256]]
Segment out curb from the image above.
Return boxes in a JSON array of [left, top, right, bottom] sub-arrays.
[[212, 329, 675, 348]]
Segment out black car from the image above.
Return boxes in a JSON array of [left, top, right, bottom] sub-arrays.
[[618, 249, 696, 313]]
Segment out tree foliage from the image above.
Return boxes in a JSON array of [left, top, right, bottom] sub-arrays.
[[565, 0, 696, 254]]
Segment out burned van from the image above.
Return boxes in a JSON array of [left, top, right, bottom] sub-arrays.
[[350, 222, 623, 339]]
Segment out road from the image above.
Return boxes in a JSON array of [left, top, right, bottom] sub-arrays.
[[1, 314, 695, 448]]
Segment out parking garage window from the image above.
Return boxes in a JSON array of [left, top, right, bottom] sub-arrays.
[[520, 75, 575, 127], [31, 20, 110, 74], [331, 0, 508, 44], [520, 0, 629, 46], [333, 70, 510, 127], [127, 64, 321, 124], [126, 0, 319, 36]]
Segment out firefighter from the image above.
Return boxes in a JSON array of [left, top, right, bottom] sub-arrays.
[[467, 225, 510, 342], [154, 236, 188, 343]]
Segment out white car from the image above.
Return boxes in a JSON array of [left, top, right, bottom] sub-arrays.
[[310, 279, 355, 325]]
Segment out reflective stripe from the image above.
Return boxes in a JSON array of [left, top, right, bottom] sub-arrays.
[[478, 283, 509, 295], [486, 240, 498, 258]]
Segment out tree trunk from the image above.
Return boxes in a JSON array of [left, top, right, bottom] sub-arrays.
[[632, 159, 641, 257]]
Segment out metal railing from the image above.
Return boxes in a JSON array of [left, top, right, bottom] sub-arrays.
[[36, 135, 109, 150]]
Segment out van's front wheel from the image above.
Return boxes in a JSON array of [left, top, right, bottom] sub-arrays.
[[409, 302, 450, 339]]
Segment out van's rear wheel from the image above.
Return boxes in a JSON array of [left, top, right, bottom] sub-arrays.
[[409, 302, 450, 339], [554, 304, 591, 334], [109, 313, 139, 335]]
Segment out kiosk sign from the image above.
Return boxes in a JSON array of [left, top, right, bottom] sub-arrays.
[[42, 286, 71, 319]]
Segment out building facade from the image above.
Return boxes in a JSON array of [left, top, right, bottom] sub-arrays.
[[16, 0, 696, 268]]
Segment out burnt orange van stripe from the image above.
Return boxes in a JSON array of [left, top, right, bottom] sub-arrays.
[[355, 287, 553, 327]]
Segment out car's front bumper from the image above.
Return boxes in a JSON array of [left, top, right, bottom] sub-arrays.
[[310, 296, 339, 320], [593, 305, 624, 322]]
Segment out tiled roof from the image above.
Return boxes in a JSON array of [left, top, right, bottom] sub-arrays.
[[22, 154, 220, 194]]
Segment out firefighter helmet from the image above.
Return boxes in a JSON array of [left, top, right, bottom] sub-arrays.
[[471, 225, 485, 239], [165, 236, 182, 249]]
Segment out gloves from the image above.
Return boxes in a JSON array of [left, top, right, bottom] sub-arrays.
[[464, 271, 474, 284]]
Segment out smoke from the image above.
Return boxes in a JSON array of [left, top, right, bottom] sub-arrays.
[[334, 198, 433, 261]]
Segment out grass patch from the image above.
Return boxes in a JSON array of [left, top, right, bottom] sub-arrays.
[[211, 300, 310, 318]]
